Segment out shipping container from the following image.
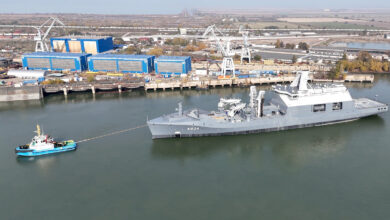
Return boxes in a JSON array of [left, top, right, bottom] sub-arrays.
[[88, 54, 155, 73], [50, 36, 113, 54], [22, 52, 91, 72], [154, 56, 191, 75]]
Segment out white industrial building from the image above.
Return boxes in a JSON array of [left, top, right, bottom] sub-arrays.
[[7, 69, 47, 79]]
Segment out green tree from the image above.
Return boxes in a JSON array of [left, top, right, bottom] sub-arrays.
[[292, 55, 297, 63], [275, 40, 284, 48], [383, 62, 389, 72], [68, 29, 82, 35], [253, 55, 262, 61], [264, 26, 279, 29], [87, 75, 95, 82], [285, 43, 295, 49], [147, 47, 164, 56], [298, 42, 309, 50], [342, 53, 348, 60], [233, 54, 241, 61], [114, 38, 125, 45], [357, 51, 372, 62], [121, 46, 141, 54]]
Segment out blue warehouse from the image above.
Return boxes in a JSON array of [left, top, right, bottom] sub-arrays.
[[155, 56, 191, 75], [88, 54, 155, 73], [51, 36, 113, 54], [22, 52, 90, 72]]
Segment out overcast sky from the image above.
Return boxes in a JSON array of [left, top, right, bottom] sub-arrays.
[[1, 0, 390, 14]]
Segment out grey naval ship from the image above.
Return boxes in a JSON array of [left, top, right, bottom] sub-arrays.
[[147, 71, 388, 139]]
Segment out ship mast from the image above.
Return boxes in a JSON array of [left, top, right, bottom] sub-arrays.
[[35, 124, 41, 136]]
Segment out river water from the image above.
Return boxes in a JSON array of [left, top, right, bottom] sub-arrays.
[[331, 42, 390, 50], [1, 75, 390, 220]]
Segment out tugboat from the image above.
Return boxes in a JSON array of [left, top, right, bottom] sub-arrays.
[[15, 125, 77, 157]]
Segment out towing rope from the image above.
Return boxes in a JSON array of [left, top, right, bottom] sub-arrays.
[[76, 124, 147, 144]]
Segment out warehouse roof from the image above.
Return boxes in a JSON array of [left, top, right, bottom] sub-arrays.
[[89, 54, 154, 60], [156, 56, 191, 61], [52, 35, 112, 40], [23, 52, 91, 57]]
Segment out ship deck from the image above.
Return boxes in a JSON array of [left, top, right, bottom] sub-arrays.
[[354, 98, 387, 109]]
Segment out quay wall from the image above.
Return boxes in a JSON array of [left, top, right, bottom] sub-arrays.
[[0, 86, 42, 102], [192, 62, 332, 72]]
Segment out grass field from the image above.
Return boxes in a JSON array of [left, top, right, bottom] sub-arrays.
[[239, 21, 311, 29], [298, 22, 379, 29]]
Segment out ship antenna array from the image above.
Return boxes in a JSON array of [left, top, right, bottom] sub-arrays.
[[75, 124, 147, 144]]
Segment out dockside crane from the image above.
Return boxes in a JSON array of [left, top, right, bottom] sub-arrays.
[[239, 25, 251, 64], [203, 25, 235, 77], [34, 17, 65, 52]]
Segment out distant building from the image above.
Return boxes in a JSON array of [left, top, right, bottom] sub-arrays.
[[179, 28, 187, 35], [50, 36, 113, 54], [0, 57, 11, 67], [263, 59, 275, 65]]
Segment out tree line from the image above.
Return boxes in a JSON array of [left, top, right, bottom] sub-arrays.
[[329, 51, 390, 79], [275, 40, 309, 50]]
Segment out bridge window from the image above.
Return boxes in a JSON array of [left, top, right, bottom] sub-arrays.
[[332, 102, 343, 110], [313, 104, 326, 112]]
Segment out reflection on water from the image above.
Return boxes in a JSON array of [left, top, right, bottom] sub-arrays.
[[16, 150, 77, 168], [0, 99, 44, 112], [151, 116, 385, 168]]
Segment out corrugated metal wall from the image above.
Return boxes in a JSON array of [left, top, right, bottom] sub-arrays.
[[155, 56, 191, 74], [118, 61, 142, 72], [157, 62, 183, 73], [26, 58, 50, 69], [92, 60, 117, 71], [52, 40, 66, 52], [51, 58, 76, 70], [68, 41, 82, 53], [83, 41, 98, 54], [88, 55, 154, 73]]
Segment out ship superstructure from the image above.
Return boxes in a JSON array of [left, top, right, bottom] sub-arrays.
[[148, 71, 388, 139]]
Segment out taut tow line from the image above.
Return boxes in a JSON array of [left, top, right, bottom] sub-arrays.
[[76, 124, 147, 144]]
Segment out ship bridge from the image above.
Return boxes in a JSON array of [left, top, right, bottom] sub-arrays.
[[272, 71, 353, 107]]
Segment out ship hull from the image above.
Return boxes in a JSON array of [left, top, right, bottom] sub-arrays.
[[148, 117, 361, 139], [148, 101, 387, 139], [15, 142, 77, 157]]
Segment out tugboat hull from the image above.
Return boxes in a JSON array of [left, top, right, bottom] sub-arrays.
[[15, 141, 77, 157]]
